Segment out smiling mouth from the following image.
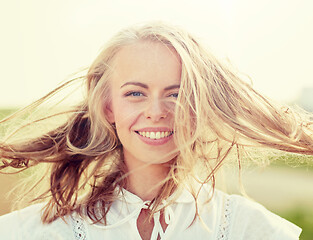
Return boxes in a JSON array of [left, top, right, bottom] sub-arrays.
[[135, 131, 174, 140]]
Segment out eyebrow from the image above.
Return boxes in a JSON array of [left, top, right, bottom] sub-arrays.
[[120, 82, 180, 91]]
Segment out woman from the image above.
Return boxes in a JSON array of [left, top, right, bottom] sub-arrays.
[[0, 22, 312, 239]]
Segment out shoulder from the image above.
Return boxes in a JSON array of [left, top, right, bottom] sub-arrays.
[[212, 190, 302, 240], [0, 203, 77, 240]]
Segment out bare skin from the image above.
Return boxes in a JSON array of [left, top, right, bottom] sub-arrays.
[[125, 153, 172, 200], [126, 157, 171, 239], [137, 209, 168, 240], [106, 40, 181, 239]]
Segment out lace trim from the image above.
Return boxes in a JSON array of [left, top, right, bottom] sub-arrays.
[[71, 197, 233, 240], [216, 196, 232, 240], [72, 217, 88, 240]]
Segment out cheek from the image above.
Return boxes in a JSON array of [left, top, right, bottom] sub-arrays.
[[113, 100, 142, 127]]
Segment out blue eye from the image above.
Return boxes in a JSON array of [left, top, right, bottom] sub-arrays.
[[125, 91, 144, 97], [169, 93, 178, 98]]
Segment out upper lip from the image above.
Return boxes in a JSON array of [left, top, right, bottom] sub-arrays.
[[135, 127, 173, 132]]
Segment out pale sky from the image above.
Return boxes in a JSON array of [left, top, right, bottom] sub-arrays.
[[1, 0, 313, 107]]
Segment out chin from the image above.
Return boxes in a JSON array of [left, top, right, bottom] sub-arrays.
[[145, 153, 178, 165]]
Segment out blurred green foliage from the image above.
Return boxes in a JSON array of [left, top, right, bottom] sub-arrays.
[[1, 108, 312, 239], [0, 108, 17, 120], [0, 108, 19, 136], [275, 207, 313, 240], [270, 154, 313, 171]]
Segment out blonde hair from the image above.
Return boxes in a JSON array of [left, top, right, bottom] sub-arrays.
[[1, 21, 313, 224]]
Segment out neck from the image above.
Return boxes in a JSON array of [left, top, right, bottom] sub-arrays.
[[124, 156, 172, 201]]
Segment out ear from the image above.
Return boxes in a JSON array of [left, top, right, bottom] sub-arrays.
[[104, 102, 115, 124]]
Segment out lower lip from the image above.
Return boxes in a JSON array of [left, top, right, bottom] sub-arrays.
[[136, 132, 173, 146]]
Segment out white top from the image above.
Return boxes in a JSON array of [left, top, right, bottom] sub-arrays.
[[0, 185, 301, 240]]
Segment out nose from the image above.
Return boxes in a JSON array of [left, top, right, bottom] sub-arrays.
[[144, 98, 168, 122]]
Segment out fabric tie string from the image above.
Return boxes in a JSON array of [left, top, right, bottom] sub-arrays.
[[88, 200, 175, 240]]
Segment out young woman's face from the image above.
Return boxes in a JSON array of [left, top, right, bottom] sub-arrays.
[[106, 40, 181, 166]]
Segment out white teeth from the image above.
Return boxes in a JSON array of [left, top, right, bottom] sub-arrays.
[[155, 132, 160, 139], [150, 132, 156, 139], [137, 131, 173, 139]]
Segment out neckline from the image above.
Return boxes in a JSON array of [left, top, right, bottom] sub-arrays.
[[83, 182, 211, 231], [119, 185, 195, 205]]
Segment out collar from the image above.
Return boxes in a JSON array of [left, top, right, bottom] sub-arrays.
[[84, 182, 210, 240], [119, 185, 195, 205], [86, 185, 195, 226]]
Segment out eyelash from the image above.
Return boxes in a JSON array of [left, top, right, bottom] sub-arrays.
[[124, 91, 178, 98], [125, 91, 144, 97], [170, 93, 178, 98]]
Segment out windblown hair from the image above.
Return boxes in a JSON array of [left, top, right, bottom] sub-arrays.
[[1, 22, 313, 224]]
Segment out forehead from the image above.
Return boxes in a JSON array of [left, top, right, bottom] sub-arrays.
[[111, 40, 181, 87]]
